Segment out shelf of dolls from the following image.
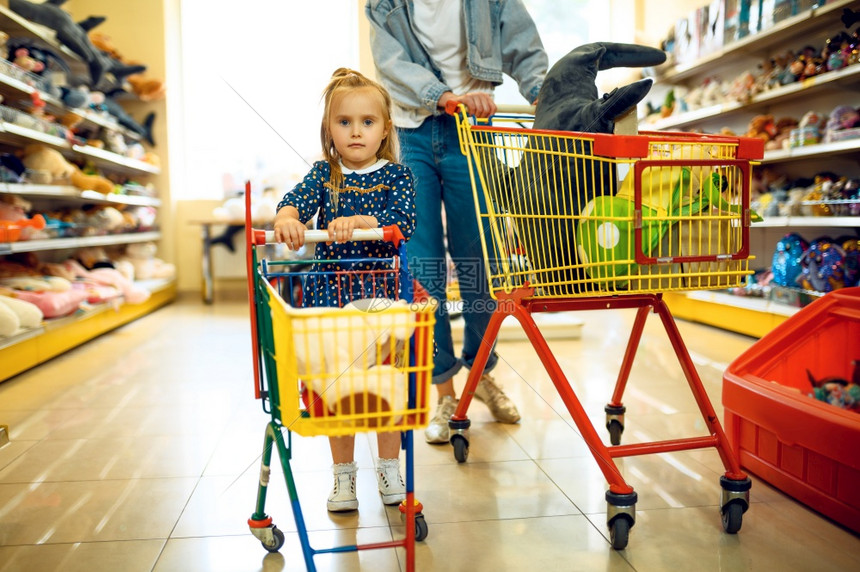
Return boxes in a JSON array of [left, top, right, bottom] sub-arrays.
[[0, 277, 176, 383], [0, 67, 139, 141], [0, 2, 175, 384], [649, 64, 860, 131], [657, 0, 855, 83], [0, 183, 161, 207], [753, 215, 860, 227], [0, 117, 159, 176], [0, 70, 142, 147], [71, 144, 159, 176], [0, 4, 84, 71], [0, 230, 161, 255], [760, 136, 860, 163]]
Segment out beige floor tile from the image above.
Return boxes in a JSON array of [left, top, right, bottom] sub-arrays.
[[0, 539, 164, 572], [0, 478, 196, 544], [0, 408, 84, 441], [402, 459, 579, 523], [155, 528, 398, 572], [0, 440, 35, 473], [592, 502, 860, 572], [409, 516, 635, 572], [1, 297, 855, 572], [0, 434, 217, 482]]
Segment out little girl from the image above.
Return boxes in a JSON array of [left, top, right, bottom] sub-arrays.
[[273, 68, 416, 512]]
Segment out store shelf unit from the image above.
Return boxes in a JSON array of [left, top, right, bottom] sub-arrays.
[[648, 0, 860, 337], [0, 279, 176, 383], [0, 3, 175, 382]]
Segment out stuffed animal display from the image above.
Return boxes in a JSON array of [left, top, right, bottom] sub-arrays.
[[9, 0, 143, 89], [806, 362, 860, 413], [646, 8, 860, 131]]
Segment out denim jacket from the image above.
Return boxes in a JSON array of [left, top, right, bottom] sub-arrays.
[[365, 0, 547, 116]]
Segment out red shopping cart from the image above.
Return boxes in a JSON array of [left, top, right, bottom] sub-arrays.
[[242, 184, 435, 571], [445, 102, 763, 549]]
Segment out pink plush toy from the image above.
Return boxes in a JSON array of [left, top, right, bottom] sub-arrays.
[[62, 259, 150, 304]]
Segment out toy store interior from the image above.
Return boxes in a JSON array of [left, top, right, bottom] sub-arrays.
[[0, 0, 858, 570]]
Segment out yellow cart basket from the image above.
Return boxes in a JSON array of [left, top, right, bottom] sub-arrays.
[[244, 205, 435, 569], [451, 104, 763, 298]]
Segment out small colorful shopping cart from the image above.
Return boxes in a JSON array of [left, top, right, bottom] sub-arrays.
[[445, 102, 764, 549], [243, 185, 435, 571]]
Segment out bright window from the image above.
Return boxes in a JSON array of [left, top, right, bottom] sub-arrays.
[[174, 1, 359, 200]]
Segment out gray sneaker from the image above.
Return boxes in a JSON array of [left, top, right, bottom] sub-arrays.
[[424, 395, 458, 444], [473, 374, 520, 424]]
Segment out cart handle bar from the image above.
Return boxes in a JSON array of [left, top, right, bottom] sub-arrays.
[[252, 225, 405, 246], [444, 100, 535, 116]]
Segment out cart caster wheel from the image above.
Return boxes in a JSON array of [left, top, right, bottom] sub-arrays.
[[415, 514, 429, 541], [721, 501, 744, 534], [262, 526, 285, 553], [451, 435, 469, 463], [607, 419, 624, 446], [609, 516, 631, 550]]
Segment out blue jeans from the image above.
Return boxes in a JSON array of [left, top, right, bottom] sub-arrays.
[[399, 114, 498, 384]]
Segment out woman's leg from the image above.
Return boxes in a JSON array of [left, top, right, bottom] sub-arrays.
[[437, 114, 520, 424], [399, 121, 465, 443]]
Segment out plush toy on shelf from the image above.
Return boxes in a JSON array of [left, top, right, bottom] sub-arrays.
[[8, 0, 142, 88], [746, 114, 777, 142], [117, 242, 175, 281], [0, 194, 46, 241], [796, 237, 847, 293], [771, 232, 809, 287], [89, 32, 166, 102], [0, 290, 43, 337], [21, 144, 115, 194]]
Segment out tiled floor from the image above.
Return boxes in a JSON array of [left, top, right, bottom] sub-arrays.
[[1, 294, 859, 571]]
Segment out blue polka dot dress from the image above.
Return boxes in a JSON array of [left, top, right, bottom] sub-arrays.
[[277, 159, 416, 308]]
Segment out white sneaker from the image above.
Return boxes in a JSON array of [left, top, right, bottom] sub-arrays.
[[327, 462, 358, 512], [474, 374, 520, 424], [376, 457, 405, 505], [424, 395, 458, 444]]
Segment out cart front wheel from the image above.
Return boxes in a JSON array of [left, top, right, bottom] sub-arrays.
[[415, 514, 429, 541], [721, 501, 744, 534], [607, 420, 624, 446], [451, 435, 469, 463], [262, 526, 285, 553], [609, 516, 631, 550]]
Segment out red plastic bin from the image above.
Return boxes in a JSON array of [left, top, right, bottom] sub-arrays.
[[723, 287, 860, 532]]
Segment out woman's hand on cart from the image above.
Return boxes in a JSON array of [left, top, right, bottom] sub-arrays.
[[438, 91, 497, 118]]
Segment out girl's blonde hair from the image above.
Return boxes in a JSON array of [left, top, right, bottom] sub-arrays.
[[320, 68, 399, 193]]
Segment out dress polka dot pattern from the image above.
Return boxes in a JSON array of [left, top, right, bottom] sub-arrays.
[[278, 160, 416, 307]]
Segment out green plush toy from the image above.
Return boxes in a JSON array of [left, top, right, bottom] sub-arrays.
[[575, 168, 761, 286]]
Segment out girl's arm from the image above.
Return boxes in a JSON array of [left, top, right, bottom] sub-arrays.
[[273, 205, 308, 248], [326, 214, 378, 244], [273, 162, 327, 248]]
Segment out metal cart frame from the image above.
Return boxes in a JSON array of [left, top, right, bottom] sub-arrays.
[[444, 104, 761, 549], [242, 183, 435, 570]]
